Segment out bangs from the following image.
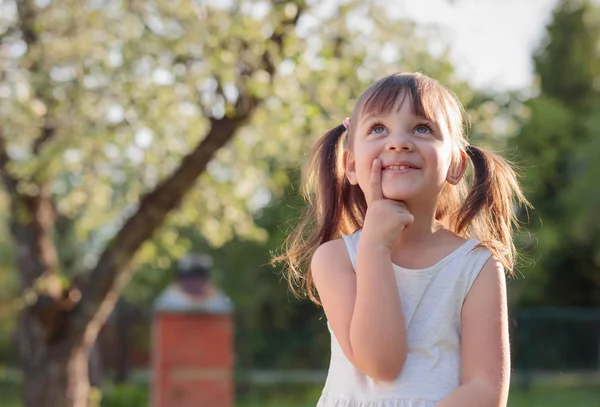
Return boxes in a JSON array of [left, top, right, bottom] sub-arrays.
[[358, 73, 455, 125]]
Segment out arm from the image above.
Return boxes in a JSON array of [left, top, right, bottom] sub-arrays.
[[437, 257, 511, 407], [311, 239, 406, 381]]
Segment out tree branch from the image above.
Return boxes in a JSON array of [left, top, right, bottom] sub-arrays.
[[15, 0, 38, 45], [71, 113, 253, 339], [32, 124, 56, 156], [17, 0, 59, 155], [0, 127, 20, 196], [0, 128, 58, 289], [69, 0, 306, 343]]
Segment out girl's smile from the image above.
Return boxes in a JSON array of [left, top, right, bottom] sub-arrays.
[[382, 161, 421, 174]]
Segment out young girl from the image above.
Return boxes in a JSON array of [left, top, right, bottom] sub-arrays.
[[276, 72, 528, 407]]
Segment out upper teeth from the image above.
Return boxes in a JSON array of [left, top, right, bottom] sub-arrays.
[[388, 165, 410, 170]]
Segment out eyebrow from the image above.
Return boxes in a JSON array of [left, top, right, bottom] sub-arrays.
[[359, 113, 386, 125], [360, 113, 435, 126]]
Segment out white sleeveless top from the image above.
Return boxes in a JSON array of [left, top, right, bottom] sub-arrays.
[[316, 230, 492, 407]]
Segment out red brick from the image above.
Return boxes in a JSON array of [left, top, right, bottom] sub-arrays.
[[152, 313, 234, 407]]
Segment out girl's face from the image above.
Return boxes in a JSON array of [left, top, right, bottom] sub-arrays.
[[344, 97, 458, 205]]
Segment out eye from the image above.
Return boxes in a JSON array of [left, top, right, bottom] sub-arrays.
[[368, 122, 388, 135], [414, 124, 433, 134]]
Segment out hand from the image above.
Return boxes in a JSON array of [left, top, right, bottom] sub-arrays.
[[362, 159, 414, 249]]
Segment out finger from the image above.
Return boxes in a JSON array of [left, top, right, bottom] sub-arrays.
[[392, 209, 413, 231], [369, 159, 383, 203], [391, 200, 408, 211], [392, 213, 413, 232]]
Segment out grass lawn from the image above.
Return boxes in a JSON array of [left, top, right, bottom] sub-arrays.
[[239, 383, 600, 407], [507, 383, 600, 407], [1, 380, 599, 407]]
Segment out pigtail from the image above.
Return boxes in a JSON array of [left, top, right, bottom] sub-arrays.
[[454, 145, 530, 271], [272, 124, 360, 303], [312, 125, 348, 241]]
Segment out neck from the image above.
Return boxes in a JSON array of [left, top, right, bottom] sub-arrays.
[[392, 200, 442, 250]]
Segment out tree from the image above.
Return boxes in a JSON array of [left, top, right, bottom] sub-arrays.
[[511, 0, 600, 306], [0, 1, 305, 405]]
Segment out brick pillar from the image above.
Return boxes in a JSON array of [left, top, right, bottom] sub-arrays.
[[152, 254, 234, 407]]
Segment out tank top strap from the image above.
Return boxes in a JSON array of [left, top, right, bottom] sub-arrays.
[[341, 230, 362, 271], [459, 242, 494, 303]]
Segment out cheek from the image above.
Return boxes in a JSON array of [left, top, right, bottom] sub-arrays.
[[355, 153, 378, 184], [432, 141, 453, 164], [426, 144, 454, 179]]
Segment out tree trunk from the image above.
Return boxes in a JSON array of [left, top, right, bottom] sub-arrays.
[[114, 301, 132, 384], [3, 3, 306, 406], [88, 342, 103, 390], [15, 310, 96, 407]]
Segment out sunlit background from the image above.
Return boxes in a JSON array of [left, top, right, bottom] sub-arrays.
[[399, 0, 559, 91], [0, 0, 599, 406]]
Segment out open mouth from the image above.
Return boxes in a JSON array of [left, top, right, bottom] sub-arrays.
[[385, 165, 415, 170], [383, 163, 420, 171]]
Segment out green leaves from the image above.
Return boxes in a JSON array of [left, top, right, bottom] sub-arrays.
[[510, 0, 600, 306]]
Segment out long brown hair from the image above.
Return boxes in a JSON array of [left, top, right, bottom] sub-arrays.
[[273, 72, 529, 304]]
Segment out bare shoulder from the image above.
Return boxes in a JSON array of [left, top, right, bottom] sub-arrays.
[[310, 237, 357, 318], [482, 255, 505, 283], [465, 255, 506, 304], [311, 238, 354, 281], [481, 255, 505, 274]]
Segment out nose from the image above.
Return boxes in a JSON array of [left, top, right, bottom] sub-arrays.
[[385, 131, 414, 152]]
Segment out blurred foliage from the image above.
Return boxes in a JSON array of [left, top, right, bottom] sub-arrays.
[[510, 0, 600, 306]]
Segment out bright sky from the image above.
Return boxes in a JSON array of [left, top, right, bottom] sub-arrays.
[[398, 0, 559, 91]]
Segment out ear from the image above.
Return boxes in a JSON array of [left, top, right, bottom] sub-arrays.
[[343, 149, 358, 185], [446, 150, 467, 185]]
